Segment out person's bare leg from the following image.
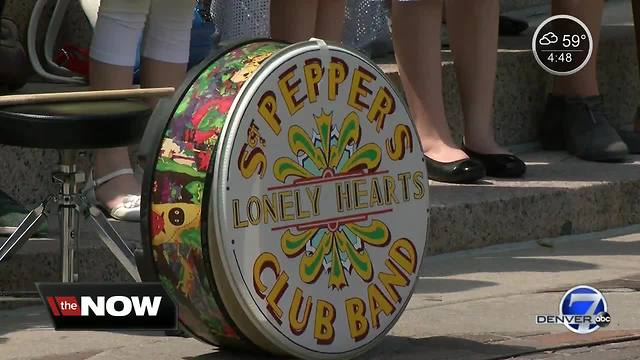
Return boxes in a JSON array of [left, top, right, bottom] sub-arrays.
[[446, 0, 506, 154], [315, 0, 345, 42], [90, 60, 140, 210], [139, 57, 188, 107], [271, 0, 319, 42], [392, 0, 468, 162], [551, 0, 603, 97]]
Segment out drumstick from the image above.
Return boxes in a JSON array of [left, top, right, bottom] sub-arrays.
[[0, 87, 175, 106]]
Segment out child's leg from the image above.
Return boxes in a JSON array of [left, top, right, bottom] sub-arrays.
[[90, 0, 151, 209], [140, 0, 195, 107], [315, 0, 346, 42], [270, 0, 319, 42]]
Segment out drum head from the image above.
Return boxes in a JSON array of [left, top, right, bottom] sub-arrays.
[[143, 39, 429, 359]]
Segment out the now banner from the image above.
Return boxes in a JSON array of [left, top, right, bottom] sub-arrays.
[[36, 283, 177, 331]]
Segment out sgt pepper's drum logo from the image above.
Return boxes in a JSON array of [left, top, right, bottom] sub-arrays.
[[214, 44, 429, 356]]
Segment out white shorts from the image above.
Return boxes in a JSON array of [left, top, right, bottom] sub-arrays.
[[90, 0, 196, 67]]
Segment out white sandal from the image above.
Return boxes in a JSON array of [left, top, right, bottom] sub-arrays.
[[83, 168, 141, 222]]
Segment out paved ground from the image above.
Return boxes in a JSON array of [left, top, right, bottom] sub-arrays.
[[514, 340, 640, 359], [1, 225, 639, 359]]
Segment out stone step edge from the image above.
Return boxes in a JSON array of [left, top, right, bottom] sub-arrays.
[[427, 176, 640, 254]]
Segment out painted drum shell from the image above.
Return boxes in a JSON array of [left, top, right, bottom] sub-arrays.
[[141, 40, 288, 349], [142, 39, 429, 359]]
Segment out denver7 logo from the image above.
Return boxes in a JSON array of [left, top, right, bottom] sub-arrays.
[[560, 285, 608, 334]]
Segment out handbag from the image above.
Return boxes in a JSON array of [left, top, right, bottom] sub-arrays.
[[0, 17, 30, 91]]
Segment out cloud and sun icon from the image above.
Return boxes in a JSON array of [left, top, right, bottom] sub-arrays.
[[539, 32, 559, 46]]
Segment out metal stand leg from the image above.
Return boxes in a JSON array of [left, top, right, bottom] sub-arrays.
[[0, 200, 49, 262], [82, 203, 141, 282]]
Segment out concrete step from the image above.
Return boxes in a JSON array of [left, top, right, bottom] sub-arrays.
[[1, 151, 638, 293], [428, 151, 640, 254], [0, 214, 140, 292]]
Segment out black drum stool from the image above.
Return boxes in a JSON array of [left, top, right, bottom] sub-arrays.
[[0, 100, 151, 282]]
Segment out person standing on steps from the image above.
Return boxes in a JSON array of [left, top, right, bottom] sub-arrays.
[[540, 0, 631, 162], [390, 0, 526, 184]]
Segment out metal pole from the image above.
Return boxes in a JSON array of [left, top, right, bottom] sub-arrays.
[[57, 150, 80, 283], [59, 204, 79, 282]]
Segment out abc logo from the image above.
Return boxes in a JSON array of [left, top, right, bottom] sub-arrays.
[[594, 311, 611, 328]]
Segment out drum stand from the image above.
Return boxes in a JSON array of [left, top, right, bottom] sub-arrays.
[[0, 150, 141, 282]]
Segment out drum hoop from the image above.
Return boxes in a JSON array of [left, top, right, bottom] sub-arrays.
[[199, 40, 292, 353], [208, 41, 431, 358], [140, 37, 277, 347], [205, 41, 310, 356]]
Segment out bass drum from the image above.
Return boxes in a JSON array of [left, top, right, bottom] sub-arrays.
[[141, 39, 429, 359]]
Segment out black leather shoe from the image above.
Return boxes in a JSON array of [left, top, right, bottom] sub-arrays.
[[463, 147, 526, 178], [424, 156, 485, 184]]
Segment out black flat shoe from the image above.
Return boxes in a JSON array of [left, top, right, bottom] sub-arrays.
[[424, 155, 486, 184], [463, 147, 527, 178]]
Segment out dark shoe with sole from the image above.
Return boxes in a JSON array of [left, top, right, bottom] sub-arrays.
[[540, 94, 628, 162], [562, 96, 628, 162], [0, 190, 47, 236], [424, 155, 486, 184], [618, 129, 640, 154], [463, 147, 526, 178]]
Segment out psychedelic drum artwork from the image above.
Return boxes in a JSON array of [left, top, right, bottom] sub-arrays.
[[141, 39, 429, 359]]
